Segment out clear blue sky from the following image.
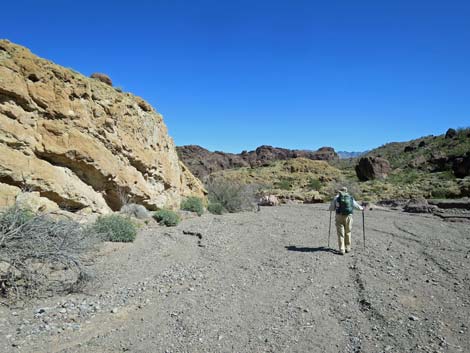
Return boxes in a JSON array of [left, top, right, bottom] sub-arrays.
[[2, 0, 469, 152]]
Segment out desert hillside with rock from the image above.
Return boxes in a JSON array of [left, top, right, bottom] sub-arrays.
[[177, 144, 338, 180], [0, 40, 204, 214]]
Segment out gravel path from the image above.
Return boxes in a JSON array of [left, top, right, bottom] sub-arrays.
[[1, 204, 469, 353]]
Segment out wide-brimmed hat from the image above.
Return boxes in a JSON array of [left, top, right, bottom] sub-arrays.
[[338, 186, 348, 194]]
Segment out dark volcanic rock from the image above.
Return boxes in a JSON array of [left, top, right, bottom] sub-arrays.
[[177, 145, 339, 180], [355, 157, 391, 181], [452, 153, 470, 178], [176, 145, 249, 180], [445, 128, 457, 139]]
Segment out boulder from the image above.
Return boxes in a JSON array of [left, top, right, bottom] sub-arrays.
[[0, 183, 21, 208], [453, 153, 470, 178], [445, 128, 457, 139], [0, 40, 205, 214], [258, 195, 280, 206], [355, 157, 391, 181], [15, 192, 60, 213], [403, 198, 438, 213], [90, 73, 113, 86]]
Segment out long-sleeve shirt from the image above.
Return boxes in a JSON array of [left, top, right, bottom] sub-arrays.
[[329, 194, 363, 212]]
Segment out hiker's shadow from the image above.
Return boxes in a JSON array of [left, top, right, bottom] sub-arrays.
[[285, 245, 341, 255]]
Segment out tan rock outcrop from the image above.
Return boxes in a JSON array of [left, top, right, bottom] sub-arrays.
[[0, 40, 205, 213]]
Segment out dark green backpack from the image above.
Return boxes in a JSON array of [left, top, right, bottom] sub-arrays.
[[337, 193, 353, 215]]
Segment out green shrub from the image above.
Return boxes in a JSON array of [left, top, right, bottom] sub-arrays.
[[153, 209, 180, 227], [307, 177, 322, 191], [275, 178, 292, 190], [93, 214, 137, 242], [207, 202, 224, 215], [180, 196, 204, 216]]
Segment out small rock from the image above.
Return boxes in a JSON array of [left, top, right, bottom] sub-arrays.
[[409, 315, 420, 321], [111, 308, 118, 314]]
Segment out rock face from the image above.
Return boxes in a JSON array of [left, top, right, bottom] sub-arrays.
[[177, 145, 338, 180], [0, 40, 204, 213], [355, 157, 391, 181]]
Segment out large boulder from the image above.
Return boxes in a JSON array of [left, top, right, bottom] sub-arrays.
[[453, 153, 470, 178], [355, 157, 391, 181], [445, 128, 457, 139], [404, 198, 437, 213], [90, 72, 113, 86], [0, 40, 205, 213]]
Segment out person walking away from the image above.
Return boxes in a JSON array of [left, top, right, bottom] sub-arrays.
[[329, 187, 364, 255]]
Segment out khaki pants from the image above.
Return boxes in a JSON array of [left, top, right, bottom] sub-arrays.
[[335, 214, 353, 252]]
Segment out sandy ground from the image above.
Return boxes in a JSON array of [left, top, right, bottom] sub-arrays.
[[1, 204, 469, 353]]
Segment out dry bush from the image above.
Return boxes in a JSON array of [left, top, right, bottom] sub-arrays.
[[0, 206, 100, 301], [206, 178, 262, 213]]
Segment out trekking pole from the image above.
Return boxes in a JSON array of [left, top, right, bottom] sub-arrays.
[[328, 211, 332, 248], [362, 210, 366, 250]]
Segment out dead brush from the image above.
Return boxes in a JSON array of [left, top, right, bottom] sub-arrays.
[[0, 206, 101, 303]]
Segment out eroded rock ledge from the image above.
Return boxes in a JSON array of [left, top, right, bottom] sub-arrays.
[[0, 40, 204, 213]]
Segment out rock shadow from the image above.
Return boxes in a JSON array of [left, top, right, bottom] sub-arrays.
[[285, 245, 341, 255]]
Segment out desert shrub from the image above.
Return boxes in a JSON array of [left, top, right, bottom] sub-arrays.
[[207, 202, 224, 215], [120, 203, 150, 219], [0, 206, 34, 230], [0, 206, 99, 300], [206, 178, 259, 213], [275, 178, 292, 190], [180, 197, 204, 216], [153, 209, 180, 227], [93, 214, 137, 242], [388, 170, 421, 185], [307, 177, 322, 191]]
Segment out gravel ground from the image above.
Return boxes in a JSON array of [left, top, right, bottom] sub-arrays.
[[0, 204, 469, 353]]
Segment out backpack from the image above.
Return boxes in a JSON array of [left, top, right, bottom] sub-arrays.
[[337, 193, 353, 215]]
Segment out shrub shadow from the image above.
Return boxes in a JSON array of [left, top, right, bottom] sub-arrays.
[[285, 245, 341, 255]]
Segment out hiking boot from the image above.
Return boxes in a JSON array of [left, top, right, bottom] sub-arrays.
[[345, 248, 351, 253], [339, 250, 345, 255]]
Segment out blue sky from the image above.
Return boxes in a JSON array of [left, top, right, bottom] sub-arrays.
[[2, 0, 469, 152]]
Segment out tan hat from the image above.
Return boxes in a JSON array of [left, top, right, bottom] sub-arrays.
[[338, 186, 348, 193]]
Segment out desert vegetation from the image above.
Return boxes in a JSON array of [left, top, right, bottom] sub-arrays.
[[0, 206, 98, 301], [153, 209, 181, 227], [206, 177, 261, 213], [93, 214, 137, 243], [180, 197, 205, 216]]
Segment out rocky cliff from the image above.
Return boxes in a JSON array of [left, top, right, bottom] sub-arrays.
[[177, 145, 338, 179], [0, 40, 204, 213]]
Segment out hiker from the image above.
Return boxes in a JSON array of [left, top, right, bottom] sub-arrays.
[[329, 187, 364, 255]]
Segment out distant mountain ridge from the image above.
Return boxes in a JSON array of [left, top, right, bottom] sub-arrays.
[[177, 145, 338, 180], [337, 151, 367, 159]]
